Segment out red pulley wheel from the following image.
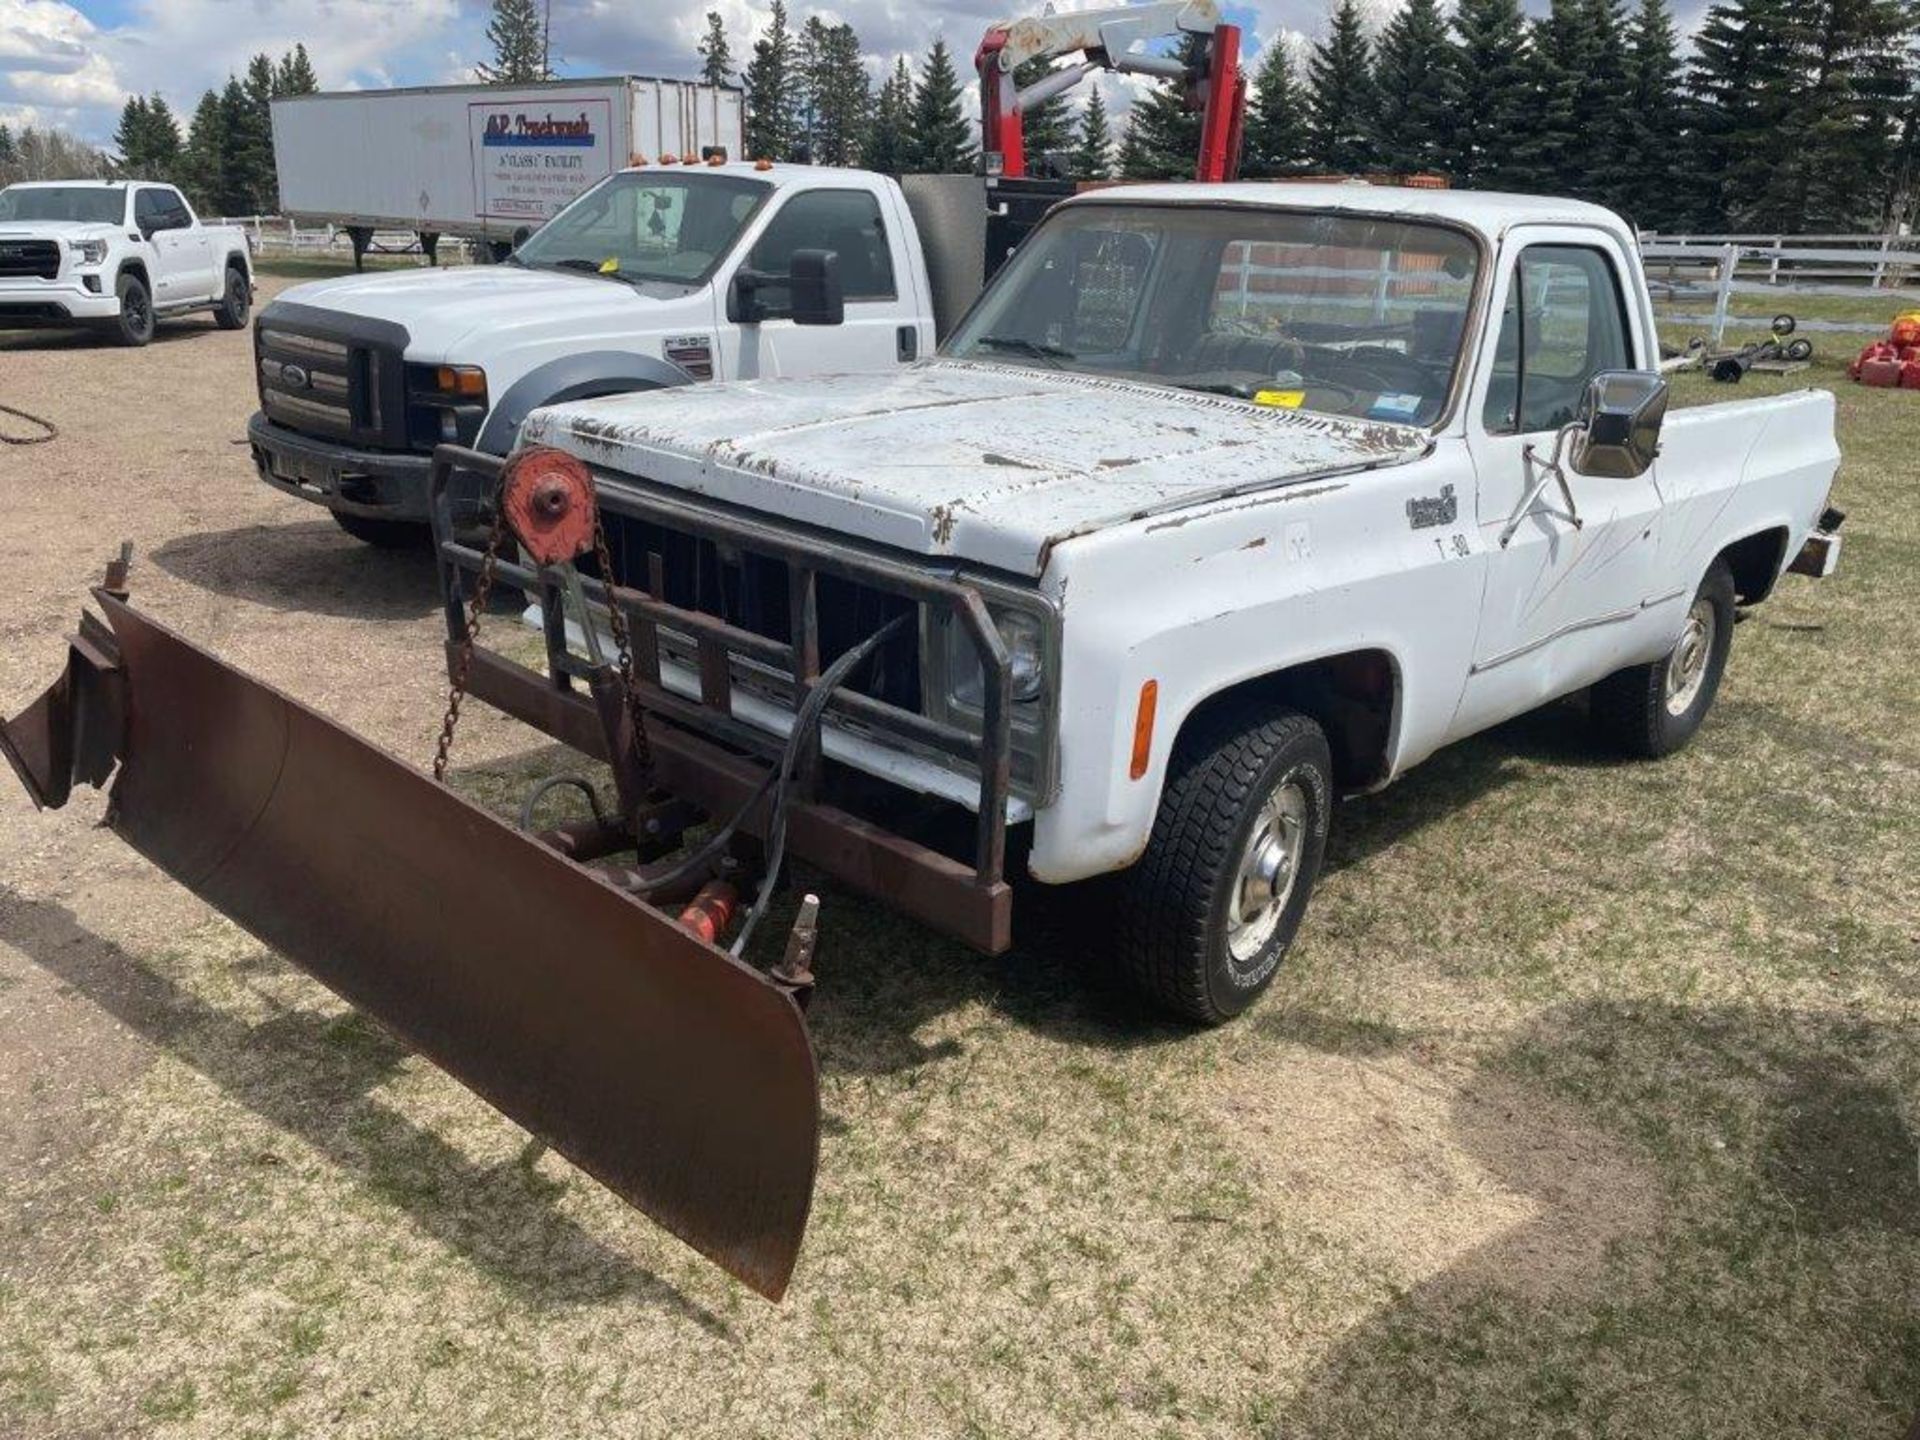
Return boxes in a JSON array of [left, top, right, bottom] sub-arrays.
[[500, 446, 597, 565]]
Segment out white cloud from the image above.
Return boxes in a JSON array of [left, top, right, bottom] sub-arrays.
[[0, 0, 123, 118]]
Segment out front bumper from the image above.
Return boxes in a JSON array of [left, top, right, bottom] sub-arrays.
[[249, 411, 475, 524], [0, 281, 121, 324]]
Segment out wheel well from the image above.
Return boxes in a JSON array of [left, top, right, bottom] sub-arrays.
[[116, 259, 149, 291], [1718, 527, 1789, 604], [225, 252, 250, 282], [1176, 649, 1398, 792]]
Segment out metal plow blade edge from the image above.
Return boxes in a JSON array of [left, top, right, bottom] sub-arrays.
[[1, 591, 819, 1301]]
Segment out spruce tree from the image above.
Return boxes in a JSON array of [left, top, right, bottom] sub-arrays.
[[181, 90, 228, 215], [697, 12, 733, 87], [1013, 57, 1075, 167], [1306, 0, 1377, 173], [113, 94, 183, 179], [1125, 34, 1206, 176], [806, 22, 869, 166], [743, 0, 799, 160], [908, 39, 975, 173], [1372, 0, 1455, 174], [1616, 0, 1690, 226], [1687, 0, 1801, 224], [1244, 38, 1308, 178], [1114, 113, 1158, 179], [239, 54, 280, 213], [275, 44, 319, 95], [0, 125, 14, 166], [1071, 87, 1111, 178], [1515, 0, 1606, 195], [113, 97, 151, 173], [1446, 0, 1534, 189], [865, 58, 913, 174], [477, 0, 548, 84]]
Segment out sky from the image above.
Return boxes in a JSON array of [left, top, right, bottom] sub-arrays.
[[1, 0, 1701, 149]]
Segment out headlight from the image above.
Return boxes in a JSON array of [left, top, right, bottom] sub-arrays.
[[67, 238, 106, 266], [947, 606, 1045, 708]]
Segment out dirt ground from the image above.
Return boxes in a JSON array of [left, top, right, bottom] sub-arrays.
[[0, 283, 1915, 1439]]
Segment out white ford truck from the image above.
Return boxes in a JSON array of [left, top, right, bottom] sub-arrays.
[[245, 160, 1059, 547], [0, 180, 252, 346], [442, 183, 1843, 1022]]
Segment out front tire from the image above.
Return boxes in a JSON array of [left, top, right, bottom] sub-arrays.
[[213, 267, 250, 329], [1117, 705, 1332, 1024], [1590, 559, 1736, 758], [331, 512, 430, 549], [113, 273, 153, 347]]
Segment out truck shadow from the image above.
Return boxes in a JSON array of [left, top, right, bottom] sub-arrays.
[[0, 322, 216, 351], [1261, 998, 1919, 1435], [0, 886, 732, 1334], [798, 696, 1634, 1076], [147, 519, 442, 622]]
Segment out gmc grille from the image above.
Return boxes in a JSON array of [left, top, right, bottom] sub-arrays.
[[0, 239, 59, 280]]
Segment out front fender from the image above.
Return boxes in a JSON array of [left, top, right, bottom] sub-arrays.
[[478, 350, 695, 454]]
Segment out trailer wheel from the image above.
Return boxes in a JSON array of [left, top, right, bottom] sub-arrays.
[[1589, 559, 1736, 758], [113, 273, 154, 347], [332, 513, 430, 549], [1116, 704, 1331, 1024], [213, 266, 250, 329]]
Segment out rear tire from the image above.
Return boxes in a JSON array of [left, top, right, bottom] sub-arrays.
[[331, 512, 430, 549], [113, 273, 153, 347], [213, 267, 250, 329], [1116, 704, 1332, 1024], [1590, 559, 1736, 758]]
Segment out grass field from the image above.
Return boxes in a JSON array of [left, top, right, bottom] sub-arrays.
[[1, 298, 1915, 1438]]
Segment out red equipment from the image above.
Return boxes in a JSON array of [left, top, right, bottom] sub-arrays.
[[976, 0, 1246, 182], [1849, 312, 1920, 388]]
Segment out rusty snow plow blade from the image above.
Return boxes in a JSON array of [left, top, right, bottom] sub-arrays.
[[2, 589, 818, 1301]]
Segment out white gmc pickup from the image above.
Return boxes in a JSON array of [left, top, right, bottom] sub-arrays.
[[491, 183, 1844, 1022], [0, 180, 252, 346]]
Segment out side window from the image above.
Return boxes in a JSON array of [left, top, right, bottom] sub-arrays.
[[747, 189, 896, 302], [1481, 245, 1632, 434], [157, 189, 193, 229], [134, 189, 166, 234]]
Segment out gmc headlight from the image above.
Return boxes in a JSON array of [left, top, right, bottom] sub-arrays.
[[67, 238, 106, 266], [947, 606, 1045, 707]]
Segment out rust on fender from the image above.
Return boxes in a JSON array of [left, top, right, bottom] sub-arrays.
[[1, 591, 819, 1301]]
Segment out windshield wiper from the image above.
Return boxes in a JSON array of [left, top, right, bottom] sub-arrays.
[[973, 335, 1076, 367]]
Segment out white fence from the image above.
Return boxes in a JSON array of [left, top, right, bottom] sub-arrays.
[[1639, 231, 1917, 344], [213, 215, 474, 264]]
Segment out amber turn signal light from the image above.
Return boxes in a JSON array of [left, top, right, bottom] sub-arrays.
[[1129, 680, 1158, 780]]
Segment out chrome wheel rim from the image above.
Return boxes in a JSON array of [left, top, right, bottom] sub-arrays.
[[1226, 775, 1309, 966], [1665, 598, 1715, 716]]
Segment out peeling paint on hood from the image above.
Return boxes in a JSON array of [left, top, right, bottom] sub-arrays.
[[522, 359, 1431, 577]]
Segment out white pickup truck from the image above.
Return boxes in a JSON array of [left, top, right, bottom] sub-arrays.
[[248, 162, 966, 548], [453, 183, 1843, 1021], [0, 180, 252, 346], [245, 160, 1055, 547]]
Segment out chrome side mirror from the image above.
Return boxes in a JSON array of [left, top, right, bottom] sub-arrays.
[[1569, 369, 1668, 479]]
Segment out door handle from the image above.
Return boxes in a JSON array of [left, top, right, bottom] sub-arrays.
[[896, 325, 917, 362]]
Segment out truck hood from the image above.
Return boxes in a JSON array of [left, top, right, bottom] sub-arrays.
[[522, 360, 1430, 577], [0, 220, 117, 240], [276, 264, 689, 358]]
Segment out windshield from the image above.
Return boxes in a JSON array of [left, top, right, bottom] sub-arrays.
[[946, 203, 1482, 427], [514, 171, 771, 285], [0, 186, 124, 225]]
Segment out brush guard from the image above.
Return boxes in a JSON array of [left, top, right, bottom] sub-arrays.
[[428, 445, 1017, 955]]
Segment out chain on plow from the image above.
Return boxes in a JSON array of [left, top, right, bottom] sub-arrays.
[[432, 460, 650, 784]]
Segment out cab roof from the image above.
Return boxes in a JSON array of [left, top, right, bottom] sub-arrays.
[[1063, 182, 1633, 243], [6, 179, 128, 189]]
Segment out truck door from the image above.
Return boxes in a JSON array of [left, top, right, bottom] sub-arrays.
[[1454, 230, 1665, 734], [135, 187, 207, 303], [724, 187, 916, 378]]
